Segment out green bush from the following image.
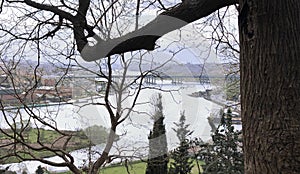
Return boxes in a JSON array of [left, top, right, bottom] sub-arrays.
[[195, 108, 244, 174]]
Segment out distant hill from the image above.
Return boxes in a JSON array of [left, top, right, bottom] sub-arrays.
[[10, 59, 232, 78], [126, 62, 208, 76]]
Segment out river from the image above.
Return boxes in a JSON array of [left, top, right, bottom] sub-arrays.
[[0, 83, 226, 173]]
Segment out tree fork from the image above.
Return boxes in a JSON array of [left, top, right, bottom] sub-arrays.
[[80, 0, 238, 61]]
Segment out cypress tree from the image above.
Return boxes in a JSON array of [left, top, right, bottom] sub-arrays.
[[198, 108, 244, 174], [146, 93, 168, 174], [169, 111, 194, 174]]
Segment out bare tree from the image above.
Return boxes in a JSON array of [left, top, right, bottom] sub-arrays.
[[0, 0, 299, 173], [0, 48, 185, 174], [0, 2, 192, 172]]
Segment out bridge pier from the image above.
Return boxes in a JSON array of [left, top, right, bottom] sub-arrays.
[[145, 75, 156, 84], [171, 77, 183, 84], [199, 76, 210, 84]]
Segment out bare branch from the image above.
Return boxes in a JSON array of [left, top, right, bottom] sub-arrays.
[[81, 0, 238, 61], [23, 0, 75, 21]]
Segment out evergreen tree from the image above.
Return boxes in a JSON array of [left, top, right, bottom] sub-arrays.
[[169, 111, 194, 174], [198, 108, 244, 174], [146, 93, 168, 174]]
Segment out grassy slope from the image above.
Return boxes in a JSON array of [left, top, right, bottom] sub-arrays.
[[60, 160, 204, 174], [0, 128, 91, 164]]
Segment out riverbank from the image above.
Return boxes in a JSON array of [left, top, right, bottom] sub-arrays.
[[0, 128, 96, 164], [0, 84, 220, 173]]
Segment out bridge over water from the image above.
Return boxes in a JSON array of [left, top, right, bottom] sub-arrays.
[[65, 74, 213, 85], [66, 74, 239, 85]]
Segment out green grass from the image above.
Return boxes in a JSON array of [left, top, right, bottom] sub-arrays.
[[59, 160, 204, 174], [27, 129, 61, 143], [105, 160, 204, 174], [100, 161, 147, 174], [1, 129, 204, 173], [0, 128, 92, 164]]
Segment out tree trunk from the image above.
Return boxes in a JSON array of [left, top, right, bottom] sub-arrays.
[[239, 0, 300, 173]]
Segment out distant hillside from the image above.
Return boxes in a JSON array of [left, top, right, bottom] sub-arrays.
[[127, 62, 208, 76], [10, 59, 232, 78]]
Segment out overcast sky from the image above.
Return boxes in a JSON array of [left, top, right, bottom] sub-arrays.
[[0, 1, 237, 68]]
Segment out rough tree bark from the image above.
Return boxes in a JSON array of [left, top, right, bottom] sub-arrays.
[[239, 0, 300, 173]]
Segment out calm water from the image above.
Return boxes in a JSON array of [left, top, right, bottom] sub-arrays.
[[0, 83, 223, 173]]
